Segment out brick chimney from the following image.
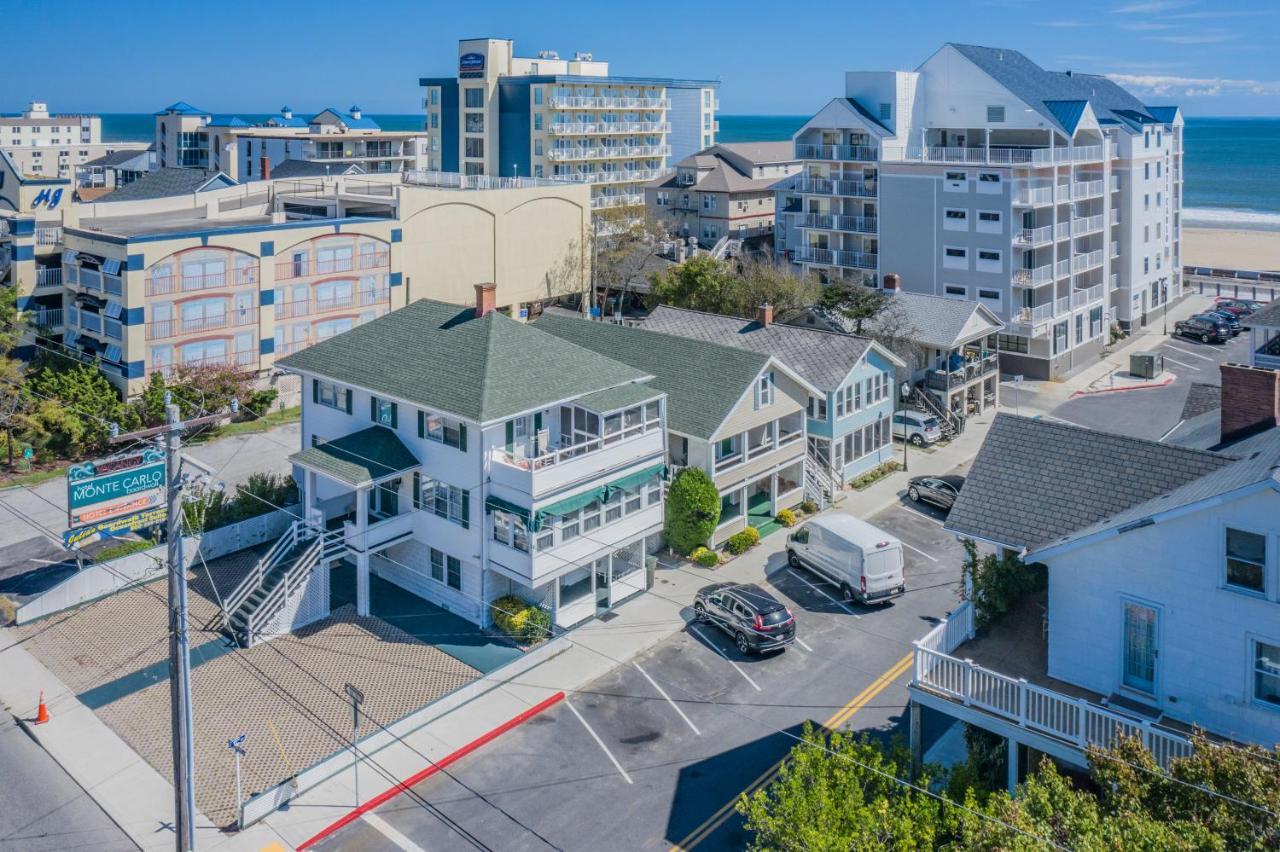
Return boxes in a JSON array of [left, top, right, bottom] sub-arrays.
[[757, 303, 774, 327], [259, 156, 270, 181], [474, 283, 497, 318], [882, 272, 900, 291], [1220, 363, 1280, 444]]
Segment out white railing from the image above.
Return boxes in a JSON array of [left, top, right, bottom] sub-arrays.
[[1055, 295, 1071, 316], [1014, 302, 1057, 325], [1110, 175, 1121, 192], [899, 145, 1103, 166], [590, 193, 645, 209], [37, 266, 62, 289], [491, 421, 660, 473], [1110, 273, 1120, 291], [1014, 225, 1054, 247], [31, 308, 62, 327], [1014, 185, 1056, 206], [402, 170, 571, 191], [790, 212, 878, 233], [794, 143, 878, 162], [1071, 250, 1104, 274], [549, 121, 671, 135], [1056, 259, 1071, 279], [1071, 283, 1104, 309], [547, 144, 671, 162], [791, 177, 877, 197], [794, 247, 878, 269], [1071, 215, 1103, 236], [1073, 179, 1104, 199], [549, 96, 669, 110], [1012, 264, 1053, 285], [36, 226, 62, 246], [1110, 241, 1120, 258]]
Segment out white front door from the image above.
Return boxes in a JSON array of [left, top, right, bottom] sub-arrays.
[[1122, 601, 1158, 695]]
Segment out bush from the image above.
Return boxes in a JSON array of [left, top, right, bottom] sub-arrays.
[[850, 459, 900, 491], [960, 539, 1045, 630], [490, 594, 552, 644], [723, 526, 760, 555], [690, 546, 720, 568], [94, 537, 157, 562], [182, 472, 298, 532], [799, 499, 819, 515], [665, 468, 721, 555], [775, 508, 797, 527]]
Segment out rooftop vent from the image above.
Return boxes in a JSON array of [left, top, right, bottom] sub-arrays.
[[350, 105, 362, 120], [281, 106, 293, 119]]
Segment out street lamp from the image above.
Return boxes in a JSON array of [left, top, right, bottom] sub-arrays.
[[899, 381, 911, 473]]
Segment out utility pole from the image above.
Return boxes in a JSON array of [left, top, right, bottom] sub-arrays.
[[113, 402, 232, 851]]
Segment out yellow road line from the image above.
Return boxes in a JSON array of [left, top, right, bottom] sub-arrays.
[[670, 653, 913, 851]]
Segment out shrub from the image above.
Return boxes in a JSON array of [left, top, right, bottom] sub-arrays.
[[182, 472, 298, 532], [490, 594, 552, 644], [775, 508, 797, 527], [850, 459, 901, 491], [665, 468, 721, 555], [690, 546, 720, 568], [799, 499, 819, 515], [94, 537, 157, 562], [724, 526, 760, 555], [960, 538, 1046, 630]]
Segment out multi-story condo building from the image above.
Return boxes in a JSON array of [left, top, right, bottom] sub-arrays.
[[776, 43, 1184, 379], [646, 142, 800, 247], [260, 290, 669, 637], [1, 100, 148, 183], [154, 103, 430, 180], [420, 38, 718, 211], [0, 157, 592, 399]]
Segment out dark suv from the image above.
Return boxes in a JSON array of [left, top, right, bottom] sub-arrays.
[[1174, 314, 1230, 344], [693, 582, 795, 654]]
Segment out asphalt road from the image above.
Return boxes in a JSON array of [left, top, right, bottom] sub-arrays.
[[0, 715, 137, 851], [315, 498, 968, 852]]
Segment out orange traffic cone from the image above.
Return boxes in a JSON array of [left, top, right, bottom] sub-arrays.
[[34, 691, 50, 725]]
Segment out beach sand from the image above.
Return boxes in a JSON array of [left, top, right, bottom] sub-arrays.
[[1183, 227, 1280, 272]]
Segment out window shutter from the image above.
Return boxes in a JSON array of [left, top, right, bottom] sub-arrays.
[[370, 396, 377, 422], [458, 423, 467, 452], [344, 389, 352, 414], [412, 472, 420, 509], [312, 379, 319, 404], [418, 410, 425, 439], [390, 403, 398, 429], [505, 420, 514, 451], [460, 490, 470, 529]]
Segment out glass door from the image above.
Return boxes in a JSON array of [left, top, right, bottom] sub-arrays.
[[1122, 601, 1158, 694]]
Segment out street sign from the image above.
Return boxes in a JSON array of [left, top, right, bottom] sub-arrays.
[[344, 684, 365, 807], [226, 734, 247, 756], [343, 683, 364, 706], [63, 506, 167, 549], [67, 449, 166, 530]]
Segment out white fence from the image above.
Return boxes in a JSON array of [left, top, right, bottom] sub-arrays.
[[911, 600, 1194, 768], [196, 506, 300, 561]]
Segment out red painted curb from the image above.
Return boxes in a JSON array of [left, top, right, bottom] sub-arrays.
[[296, 690, 566, 850], [1069, 376, 1176, 398]]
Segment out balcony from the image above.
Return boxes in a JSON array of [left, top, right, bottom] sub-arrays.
[[793, 247, 878, 270], [896, 144, 1104, 167], [1071, 215, 1103, 236], [275, 335, 312, 356], [36, 227, 61, 246], [794, 143, 878, 162], [1012, 263, 1054, 286], [549, 121, 671, 136], [925, 353, 1000, 391], [1110, 175, 1121, 192], [489, 425, 665, 498], [154, 349, 258, 379], [547, 144, 671, 162], [1110, 272, 1120, 291], [1013, 185, 1056, 206], [36, 266, 63, 290], [1071, 283, 1104, 309], [31, 308, 62, 328], [359, 286, 390, 306], [146, 308, 258, 341], [549, 96, 669, 110], [562, 168, 664, 186], [791, 212, 877, 234], [791, 177, 877, 198], [1071, 250, 1104, 274], [1072, 179, 1104, 200], [1013, 225, 1054, 248], [344, 509, 414, 554], [146, 266, 256, 295], [590, 193, 645, 210], [1110, 241, 1120, 259]]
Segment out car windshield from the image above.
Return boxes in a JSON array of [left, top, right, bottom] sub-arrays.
[[760, 608, 791, 625]]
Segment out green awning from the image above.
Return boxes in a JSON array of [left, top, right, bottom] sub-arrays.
[[533, 486, 606, 531], [603, 462, 667, 499], [484, 495, 532, 525]]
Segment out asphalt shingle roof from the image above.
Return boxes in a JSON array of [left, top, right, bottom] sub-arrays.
[[533, 313, 769, 440], [1249, 298, 1280, 330], [97, 168, 234, 202], [82, 149, 149, 168], [269, 159, 365, 179], [642, 305, 875, 391], [278, 300, 650, 424], [945, 414, 1233, 551], [823, 291, 1003, 350], [575, 383, 664, 413], [289, 425, 418, 487]]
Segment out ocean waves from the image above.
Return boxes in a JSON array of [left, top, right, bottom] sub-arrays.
[[1183, 207, 1280, 232]]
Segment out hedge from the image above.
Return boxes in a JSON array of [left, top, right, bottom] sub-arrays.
[[665, 468, 721, 554], [490, 594, 553, 644], [724, 526, 760, 555]]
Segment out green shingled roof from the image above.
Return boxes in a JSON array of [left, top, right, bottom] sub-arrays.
[[290, 426, 419, 487], [277, 300, 650, 424], [575, 383, 664, 413], [533, 314, 769, 440]]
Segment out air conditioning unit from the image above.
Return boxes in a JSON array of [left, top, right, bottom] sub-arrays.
[[1129, 351, 1163, 380]]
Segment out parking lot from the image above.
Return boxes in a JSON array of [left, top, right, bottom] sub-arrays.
[[315, 497, 969, 852]]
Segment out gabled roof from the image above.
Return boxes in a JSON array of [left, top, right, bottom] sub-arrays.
[[717, 141, 796, 164], [1146, 106, 1180, 124], [278, 300, 650, 424], [81, 149, 150, 168], [824, 291, 1004, 350], [642, 305, 902, 392], [1249, 299, 1280, 330], [844, 98, 892, 134], [1043, 100, 1089, 135], [156, 101, 206, 115], [96, 168, 236, 202], [289, 425, 418, 487], [945, 414, 1235, 552], [270, 159, 366, 179], [533, 313, 774, 440], [311, 108, 380, 130], [207, 115, 250, 128]]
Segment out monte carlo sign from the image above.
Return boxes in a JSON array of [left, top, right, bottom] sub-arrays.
[[67, 449, 167, 530]]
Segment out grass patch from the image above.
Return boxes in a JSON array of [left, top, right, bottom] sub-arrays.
[[850, 459, 901, 491], [95, 538, 157, 562], [188, 406, 300, 443], [0, 463, 69, 489]]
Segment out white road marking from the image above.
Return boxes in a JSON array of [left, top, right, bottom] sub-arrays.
[[905, 508, 945, 526], [633, 662, 701, 736], [786, 569, 861, 619], [689, 625, 763, 691], [1159, 355, 1200, 371], [900, 540, 939, 563], [565, 699, 634, 784], [793, 635, 814, 653], [1164, 343, 1214, 361], [363, 812, 429, 852]]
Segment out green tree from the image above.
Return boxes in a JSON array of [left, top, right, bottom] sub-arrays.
[[738, 725, 945, 851], [960, 539, 1044, 631], [133, 365, 273, 428], [648, 255, 820, 322], [816, 280, 889, 334], [649, 255, 737, 314], [0, 286, 28, 468], [664, 467, 720, 555], [18, 361, 135, 459]]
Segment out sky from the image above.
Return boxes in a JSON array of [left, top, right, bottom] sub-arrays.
[[3, 0, 1279, 116]]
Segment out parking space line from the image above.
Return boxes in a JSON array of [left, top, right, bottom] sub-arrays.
[[1160, 355, 1200, 371], [786, 568, 860, 618], [1164, 343, 1214, 361], [793, 635, 814, 653], [633, 662, 701, 736], [900, 540, 938, 563], [688, 625, 763, 691], [362, 812, 428, 852], [565, 699, 634, 784]]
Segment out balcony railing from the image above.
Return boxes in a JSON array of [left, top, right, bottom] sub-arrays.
[[791, 212, 877, 234], [36, 267, 63, 289], [1012, 264, 1054, 286], [1013, 184, 1057, 206], [793, 247, 878, 269], [1071, 250, 1104, 274], [1110, 241, 1120, 258], [275, 336, 312, 356], [898, 144, 1104, 166], [713, 451, 744, 473], [359, 287, 390, 306], [1015, 302, 1057, 325], [590, 193, 645, 210], [547, 144, 671, 162], [1070, 283, 1104, 309], [36, 227, 62, 246], [794, 143, 878, 162], [791, 177, 877, 198], [1071, 215, 1103, 236], [1014, 225, 1054, 247], [314, 294, 355, 311], [31, 308, 62, 328], [1072, 179, 1104, 199], [1110, 273, 1120, 291], [549, 96, 669, 110], [154, 349, 258, 379], [549, 121, 671, 136], [146, 309, 258, 340]]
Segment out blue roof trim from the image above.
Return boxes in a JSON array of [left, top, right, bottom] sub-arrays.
[[207, 115, 250, 127], [62, 215, 389, 245], [1146, 106, 1179, 124], [1043, 100, 1088, 135], [156, 101, 206, 115]]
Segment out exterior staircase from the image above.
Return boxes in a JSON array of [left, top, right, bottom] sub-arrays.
[[803, 453, 839, 508], [216, 520, 344, 648], [908, 385, 964, 440]]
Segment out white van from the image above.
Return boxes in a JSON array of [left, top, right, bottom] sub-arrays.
[[785, 515, 905, 604]]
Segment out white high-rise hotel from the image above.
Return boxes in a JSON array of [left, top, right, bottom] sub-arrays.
[[777, 44, 1183, 379]]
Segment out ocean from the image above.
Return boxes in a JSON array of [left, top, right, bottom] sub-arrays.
[[96, 113, 1280, 229]]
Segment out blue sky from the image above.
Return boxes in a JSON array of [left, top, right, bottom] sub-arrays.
[[4, 0, 1278, 116]]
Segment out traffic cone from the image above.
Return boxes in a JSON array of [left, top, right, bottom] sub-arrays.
[[34, 691, 50, 725]]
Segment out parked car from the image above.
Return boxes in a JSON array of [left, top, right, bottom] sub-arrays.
[[1209, 309, 1243, 336], [1213, 297, 1264, 318], [694, 582, 795, 654], [893, 410, 942, 446], [1174, 314, 1230, 344], [786, 515, 906, 604], [907, 474, 965, 513]]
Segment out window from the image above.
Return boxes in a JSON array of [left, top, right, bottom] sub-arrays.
[[370, 396, 397, 428], [807, 395, 827, 421], [417, 410, 466, 450], [943, 246, 968, 270], [1090, 305, 1103, 338], [533, 112, 543, 131], [533, 88, 544, 106], [465, 137, 484, 159], [879, 102, 891, 121], [313, 380, 351, 413], [465, 112, 484, 133], [944, 208, 968, 231], [492, 510, 529, 552], [1144, 225, 1150, 244], [1144, 162, 1150, 180], [754, 372, 774, 409], [944, 284, 968, 298], [420, 477, 469, 528], [1156, 191, 1161, 208], [1053, 320, 1068, 356], [1253, 640, 1280, 708], [702, 194, 716, 210], [944, 171, 967, 191], [978, 288, 1001, 304], [429, 547, 445, 582], [1226, 528, 1266, 593], [534, 139, 543, 156], [581, 500, 602, 533], [977, 210, 1001, 233], [464, 88, 483, 108], [1075, 312, 1084, 346], [986, 105, 1006, 123], [1144, 193, 1150, 211], [978, 172, 1000, 184], [978, 249, 1001, 263]]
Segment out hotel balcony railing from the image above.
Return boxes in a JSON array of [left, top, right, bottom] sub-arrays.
[[1013, 184, 1056, 206], [145, 266, 257, 296], [794, 143, 878, 162], [1173, 196, 1181, 211], [898, 144, 1103, 166], [71, 266, 124, 296], [31, 308, 62, 328], [1055, 222, 1071, 241], [36, 266, 63, 289], [78, 311, 102, 334], [359, 287, 390, 306], [1014, 225, 1055, 247], [1110, 272, 1120, 291], [1071, 283, 1105, 309], [590, 193, 645, 210], [549, 96, 669, 110], [1110, 175, 1121, 192], [713, 451, 744, 473], [547, 144, 671, 162], [1071, 215, 1104, 236], [36, 227, 62, 246], [1071, 250, 1104, 275], [1110, 241, 1121, 258], [1072, 179, 1104, 200], [313, 294, 355, 312], [146, 309, 258, 341], [275, 252, 388, 280], [791, 212, 878, 234], [1012, 264, 1054, 286], [154, 349, 258, 379], [562, 169, 664, 186], [274, 300, 310, 319], [402, 170, 571, 191], [925, 354, 1000, 391], [793, 247, 878, 270], [791, 177, 877, 198], [275, 337, 312, 357], [549, 121, 671, 136]]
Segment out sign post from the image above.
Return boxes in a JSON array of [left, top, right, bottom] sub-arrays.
[[226, 734, 246, 827], [344, 683, 364, 808]]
